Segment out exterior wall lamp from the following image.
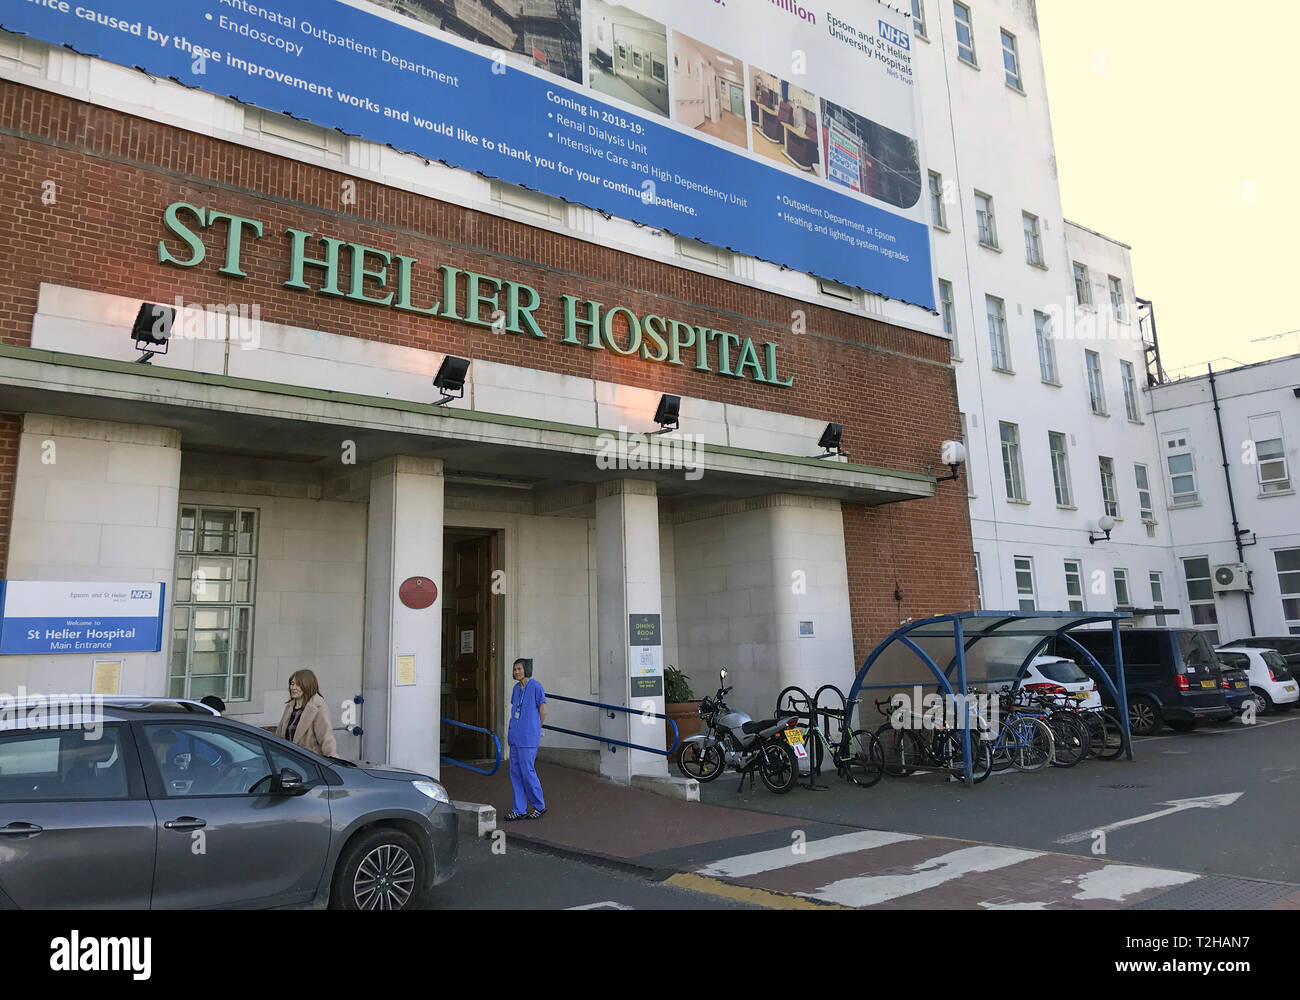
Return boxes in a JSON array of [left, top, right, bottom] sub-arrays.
[[131, 302, 175, 364], [1088, 514, 1117, 545], [934, 440, 967, 483], [816, 423, 843, 457], [654, 394, 681, 432], [433, 355, 470, 405]]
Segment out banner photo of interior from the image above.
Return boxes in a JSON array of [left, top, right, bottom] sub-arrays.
[[749, 68, 822, 176], [371, 0, 583, 82], [819, 99, 922, 210], [670, 32, 749, 151], [586, 0, 670, 117]]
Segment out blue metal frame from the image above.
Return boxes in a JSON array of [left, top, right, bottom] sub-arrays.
[[544, 693, 680, 757], [845, 611, 1134, 784], [439, 718, 503, 776]]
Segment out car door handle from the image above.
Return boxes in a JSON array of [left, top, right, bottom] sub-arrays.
[[163, 817, 207, 831], [0, 822, 42, 837]]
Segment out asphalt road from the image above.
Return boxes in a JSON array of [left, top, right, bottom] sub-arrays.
[[697, 712, 1300, 884]]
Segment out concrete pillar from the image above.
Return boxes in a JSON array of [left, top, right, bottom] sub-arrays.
[[595, 479, 666, 782], [363, 457, 443, 777], [4, 415, 181, 696]]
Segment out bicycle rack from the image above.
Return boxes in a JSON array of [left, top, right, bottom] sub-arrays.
[[775, 683, 852, 790]]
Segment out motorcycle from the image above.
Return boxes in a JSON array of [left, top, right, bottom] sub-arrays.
[[675, 669, 803, 794]]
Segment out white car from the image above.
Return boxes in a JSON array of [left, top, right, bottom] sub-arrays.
[[1215, 646, 1299, 714], [1013, 655, 1102, 710]]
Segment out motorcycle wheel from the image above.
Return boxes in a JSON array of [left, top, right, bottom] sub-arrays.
[[676, 742, 724, 782], [757, 741, 799, 794]]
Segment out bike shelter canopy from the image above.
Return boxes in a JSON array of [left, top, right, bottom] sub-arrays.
[[845, 611, 1135, 782]]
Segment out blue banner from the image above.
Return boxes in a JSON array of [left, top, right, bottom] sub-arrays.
[[1, 0, 935, 308]]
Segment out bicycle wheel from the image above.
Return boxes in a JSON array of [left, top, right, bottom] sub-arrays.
[[875, 722, 919, 777], [1093, 710, 1125, 760], [843, 730, 885, 788], [676, 741, 724, 781], [776, 686, 811, 717], [942, 731, 992, 784], [1048, 711, 1089, 768], [1007, 716, 1054, 772], [757, 740, 799, 794]]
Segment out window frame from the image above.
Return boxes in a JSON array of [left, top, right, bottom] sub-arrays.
[[975, 191, 998, 249], [1022, 211, 1043, 266], [1099, 456, 1120, 519], [1121, 360, 1141, 422], [1164, 431, 1199, 506], [1001, 28, 1023, 90], [929, 171, 947, 229], [1113, 568, 1131, 608], [987, 294, 1011, 372], [1000, 420, 1026, 501], [1108, 275, 1125, 321], [912, 0, 928, 38], [1085, 350, 1107, 415], [1135, 463, 1154, 520], [1149, 571, 1167, 626], [1014, 555, 1037, 611], [1035, 310, 1058, 383], [1073, 261, 1092, 306], [1275, 549, 1300, 634], [1182, 556, 1220, 643], [954, 1, 977, 65], [1049, 431, 1073, 507], [1064, 559, 1085, 613]]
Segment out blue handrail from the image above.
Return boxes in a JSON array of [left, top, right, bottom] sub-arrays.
[[439, 717, 503, 776], [544, 693, 681, 757]]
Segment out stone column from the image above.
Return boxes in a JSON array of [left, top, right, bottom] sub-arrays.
[[595, 479, 666, 782], [363, 457, 443, 777]]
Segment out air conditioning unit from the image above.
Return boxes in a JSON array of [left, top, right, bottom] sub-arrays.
[[1213, 563, 1252, 593]]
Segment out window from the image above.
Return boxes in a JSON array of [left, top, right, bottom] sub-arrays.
[[1049, 431, 1073, 506], [142, 724, 272, 797], [173, 506, 258, 702], [1073, 261, 1092, 306], [1164, 432, 1198, 504], [1183, 556, 1219, 643], [1035, 310, 1057, 383], [1099, 456, 1119, 518], [912, 0, 927, 39], [0, 728, 129, 802], [939, 279, 958, 359], [1135, 464, 1154, 520], [1108, 275, 1125, 321], [1276, 549, 1300, 633], [973, 551, 983, 609], [1085, 350, 1107, 415], [929, 172, 947, 228], [1021, 212, 1043, 266], [1249, 414, 1291, 494], [1149, 571, 1167, 626], [987, 295, 1011, 371], [1064, 559, 1085, 612], [1014, 556, 1036, 611], [1001, 29, 1022, 89], [1113, 569, 1131, 608], [1121, 361, 1141, 421], [975, 191, 998, 248], [1000, 421, 1026, 501], [954, 2, 976, 64]]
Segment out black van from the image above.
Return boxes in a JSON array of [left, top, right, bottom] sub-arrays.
[[1058, 628, 1234, 736]]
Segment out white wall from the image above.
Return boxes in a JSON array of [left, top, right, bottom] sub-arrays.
[[4, 415, 181, 696]]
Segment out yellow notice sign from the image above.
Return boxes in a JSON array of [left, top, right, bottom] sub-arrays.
[[92, 660, 123, 695], [396, 654, 416, 686]]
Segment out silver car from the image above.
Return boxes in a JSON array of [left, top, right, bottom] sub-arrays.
[[0, 698, 458, 909]]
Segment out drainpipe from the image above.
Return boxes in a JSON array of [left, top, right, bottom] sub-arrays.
[[1208, 364, 1256, 636]]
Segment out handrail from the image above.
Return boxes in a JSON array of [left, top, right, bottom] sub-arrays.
[[544, 693, 680, 757], [439, 717, 503, 776]]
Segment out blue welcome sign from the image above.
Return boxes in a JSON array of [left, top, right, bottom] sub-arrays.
[[0, 582, 166, 655]]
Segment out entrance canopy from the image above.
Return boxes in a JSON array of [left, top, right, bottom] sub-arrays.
[[846, 611, 1135, 765]]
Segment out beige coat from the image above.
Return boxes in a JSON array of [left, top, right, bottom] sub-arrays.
[[276, 693, 337, 757]]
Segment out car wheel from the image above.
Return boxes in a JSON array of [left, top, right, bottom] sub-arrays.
[[1126, 697, 1161, 737], [1252, 688, 1276, 715], [331, 828, 424, 910], [1166, 719, 1198, 733]]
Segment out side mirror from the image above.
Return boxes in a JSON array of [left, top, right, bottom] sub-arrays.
[[275, 767, 306, 796]]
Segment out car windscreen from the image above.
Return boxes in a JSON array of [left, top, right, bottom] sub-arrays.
[[1036, 660, 1089, 683]]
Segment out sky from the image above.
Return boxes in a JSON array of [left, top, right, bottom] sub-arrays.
[[1035, 0, 1300, 377]]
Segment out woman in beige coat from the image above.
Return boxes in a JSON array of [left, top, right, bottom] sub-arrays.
[[276, 669, 338, 757]]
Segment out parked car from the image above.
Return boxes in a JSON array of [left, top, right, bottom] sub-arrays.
[[1216, 659, 1263, 718], [1060, 628, 1233, 737], [0, 698, 458, 909], [1221, 636, 1300, 674], [1216, 645, 1299, 714], [1013, 655, 1102, 710]]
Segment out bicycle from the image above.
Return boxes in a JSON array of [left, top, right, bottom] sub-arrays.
[[1021, 688, 1091, 767], [979, 687, 1054, 772], [778, 689, 885, 788], [872, 697, 992, 783]]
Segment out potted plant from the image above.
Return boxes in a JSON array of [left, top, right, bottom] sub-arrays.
[[663, 665, 702, 753]]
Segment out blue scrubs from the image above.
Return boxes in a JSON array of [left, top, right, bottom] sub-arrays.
[[508, 678, 546, 813]]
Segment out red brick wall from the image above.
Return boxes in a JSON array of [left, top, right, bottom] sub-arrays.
[[0, 83, 975, 646], [0, 413, 21, 575]]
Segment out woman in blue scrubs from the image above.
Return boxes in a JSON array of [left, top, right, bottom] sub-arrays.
[[505, 657, 547, 821]]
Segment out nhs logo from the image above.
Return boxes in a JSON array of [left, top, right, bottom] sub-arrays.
[[130, 590, 153, 599], [879, 20, 911, 50]]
